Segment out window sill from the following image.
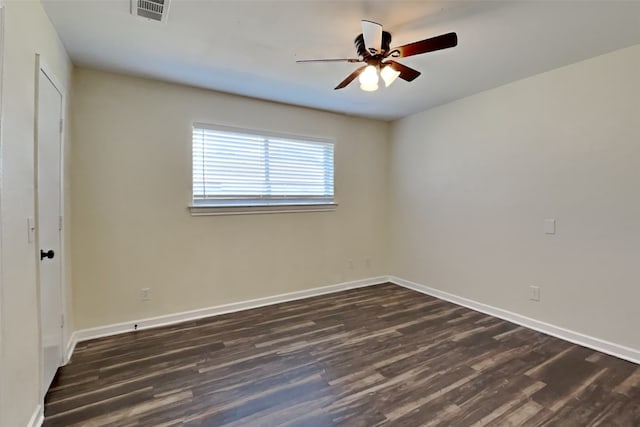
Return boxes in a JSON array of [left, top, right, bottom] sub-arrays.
[[189, 202, 338, 216]]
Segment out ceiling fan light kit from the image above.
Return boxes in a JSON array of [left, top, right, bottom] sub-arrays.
[[357, 64, 400, 92], [297, 20, 458, 92]]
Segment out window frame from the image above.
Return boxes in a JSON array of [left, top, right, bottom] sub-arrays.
[[189, 122, 337, 216]]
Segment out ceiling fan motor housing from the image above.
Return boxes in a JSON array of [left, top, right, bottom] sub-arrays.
[[354, 31, 392, 60]]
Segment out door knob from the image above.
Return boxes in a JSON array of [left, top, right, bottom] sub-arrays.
[[40, 249, 55, 260]]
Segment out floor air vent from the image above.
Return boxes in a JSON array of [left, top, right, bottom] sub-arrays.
[[131, 0, 170, 22]]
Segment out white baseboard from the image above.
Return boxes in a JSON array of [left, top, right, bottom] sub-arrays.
[[64, 332, 77, 365], [389, 276, 640, 365], [70, 276, 388, 350], [27, 404, 43, 427]]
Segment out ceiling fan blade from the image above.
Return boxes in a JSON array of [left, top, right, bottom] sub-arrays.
[[335, 66, 366, 90], [296, 58, 361, 63], [361, 20, 383, 55], [391, 32, 458, 58], [384, 60, 421, 82]]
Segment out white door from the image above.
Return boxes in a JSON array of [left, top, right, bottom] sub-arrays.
[[37, 64, 64, 397]]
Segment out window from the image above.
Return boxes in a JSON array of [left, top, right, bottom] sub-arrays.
[[191, 123, 336, 215]]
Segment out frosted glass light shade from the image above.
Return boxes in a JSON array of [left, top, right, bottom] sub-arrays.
[[358, 65, 379, 91], [381, 65, 400, 87], [360, 82, 379, 92]]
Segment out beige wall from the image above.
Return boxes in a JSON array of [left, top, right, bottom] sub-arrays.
[[0, 1, 73, 426], [390, 44, 640, 350], [70, 68, 389, 330]]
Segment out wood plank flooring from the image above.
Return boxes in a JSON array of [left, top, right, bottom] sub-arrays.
[[44, 283, 640, 426]]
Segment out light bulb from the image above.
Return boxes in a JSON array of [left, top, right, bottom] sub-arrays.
[[358, 65, 379, 91], [381, 65, 401, 87]]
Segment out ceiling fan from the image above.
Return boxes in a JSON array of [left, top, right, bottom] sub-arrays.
[[297, 20, 458, 92]]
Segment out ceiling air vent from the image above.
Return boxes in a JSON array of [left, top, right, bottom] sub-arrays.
[[131, 0, 170, 23]]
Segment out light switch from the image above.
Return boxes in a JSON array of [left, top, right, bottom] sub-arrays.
[[27, 217, 35, 243], [544, 218, 556, 235]]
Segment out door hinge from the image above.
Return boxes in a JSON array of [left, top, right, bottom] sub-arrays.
[[60, 314, 65, 329], [59, 216, 63, 231]]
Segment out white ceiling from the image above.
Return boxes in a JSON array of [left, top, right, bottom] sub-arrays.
[[42, 0, 640, 121]]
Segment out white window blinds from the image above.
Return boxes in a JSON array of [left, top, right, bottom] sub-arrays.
[[192, 124, 335, 207]]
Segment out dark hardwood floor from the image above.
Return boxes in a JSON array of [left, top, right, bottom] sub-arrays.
[[44, 283, 640, 426]]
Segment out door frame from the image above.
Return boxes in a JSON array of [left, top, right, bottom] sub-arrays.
[[0, 0, 5, 377], [34, 53, 67, 398]]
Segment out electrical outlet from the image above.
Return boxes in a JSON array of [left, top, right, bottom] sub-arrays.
[[544, 219, 556, 235], [529, 285, 541, 301], [365, 257, 371, 269], [347, 259, 354, 269], [140, 288, 151, 301]]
